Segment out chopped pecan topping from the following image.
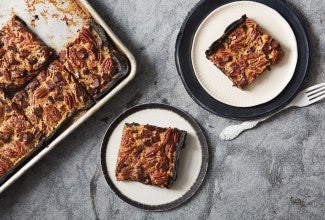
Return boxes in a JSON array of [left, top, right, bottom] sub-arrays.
[[76, 48, 88, 59], [3, 143, 27, 159], [102, 73, 111, 82], [0, 156, 13, 176], [33, 105, 43, 117], [64, 93, 75, 109], [173, 132, 179, 143], [141, 129, 151, 138], [18, 132, 34, 143], [229, 27, 246, 43], [0, 129, 13, 143], [27, 78, 40, 91], [59, 50, 67, 60], [92, 76, 100, 89], [3, 70, 11, 80], [28, 56, 38, 65], [45, 105, 62, 123], [53, 72, 63, 83], [14, 90, 28, 101], [46, 80, 56, 91]]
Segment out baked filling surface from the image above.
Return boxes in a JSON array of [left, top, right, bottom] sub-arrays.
[[0, 90, 44, 177], [115, 123, 186, 188], [13, 60, 94, 140], [0, 16, 128, 181], [59, 22, 117, 98], [0, 16, 53, 92], [206, 15, 284, 89]]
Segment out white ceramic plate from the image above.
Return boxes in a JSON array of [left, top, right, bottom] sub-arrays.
[[191, 1, 298, 107], [101, 103, 209, 211]]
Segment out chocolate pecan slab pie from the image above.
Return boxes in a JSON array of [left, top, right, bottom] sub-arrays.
[[59, 20, 130, 99], [0, 16, 53, 92], [13, 60, 94, 140], [0, 89, 44, 177], [205, 15, 284, 89], [115, 123, 187, 188]]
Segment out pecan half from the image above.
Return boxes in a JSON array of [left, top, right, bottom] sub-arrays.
[[0, 156, 13, 176], [101, 58, 114, 73], [35, 87, 48, 99], [45, 105, 62, 123], [53, 72, 63, 83], [144, 144, 160, 157], [64, 92, 75, 109], [151, 172, 169, 186], [173, 132, 179, 143], [161, 129, 172, 145], [18, 132, 34, 143], [141, 129, 151, 138], [80, 27, 95, 45]]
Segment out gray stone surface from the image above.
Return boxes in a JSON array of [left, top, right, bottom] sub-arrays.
[[0, 0, 324, 219]]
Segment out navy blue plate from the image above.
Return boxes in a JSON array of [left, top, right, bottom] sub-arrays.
[[175, 0, 309, 120]]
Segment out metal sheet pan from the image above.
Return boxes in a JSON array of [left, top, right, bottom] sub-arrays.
[[0, 0, 137, 193]]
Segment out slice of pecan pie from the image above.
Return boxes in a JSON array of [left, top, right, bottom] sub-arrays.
[[59, 20, 129, 99], [0, 89, 44, 178], [115, 123, 187, 188], [205, 15, 284, 89], [0, 16, 53, 92], [13, 60, 94, 140]]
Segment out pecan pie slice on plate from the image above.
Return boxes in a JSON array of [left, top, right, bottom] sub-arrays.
[[205, 15, 284, 89], [101, 103, 209, 211], [115, 123, 187, 188]]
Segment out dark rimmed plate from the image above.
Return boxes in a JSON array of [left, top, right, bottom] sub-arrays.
[[101, 103, 209, 211], [175, 0, 309, 120]]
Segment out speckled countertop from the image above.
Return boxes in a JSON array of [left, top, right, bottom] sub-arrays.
[[0, 0, 324, 219]]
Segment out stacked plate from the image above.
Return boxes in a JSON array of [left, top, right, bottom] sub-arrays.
[[175, 0, 309, 120]]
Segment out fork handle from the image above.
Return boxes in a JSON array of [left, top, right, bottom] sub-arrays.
[[219, 118, 268, 140], [219, 106, 289, 141]]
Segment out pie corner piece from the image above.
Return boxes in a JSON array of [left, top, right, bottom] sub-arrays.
[[0, 15, 54, 92], [205, 14, 284, 89], [0, 89, 44, 179], [115, 123, 187, 188], [59, 19, 130, 100]]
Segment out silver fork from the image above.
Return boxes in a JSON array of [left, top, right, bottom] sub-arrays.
[[220, 83, 325, 141]]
